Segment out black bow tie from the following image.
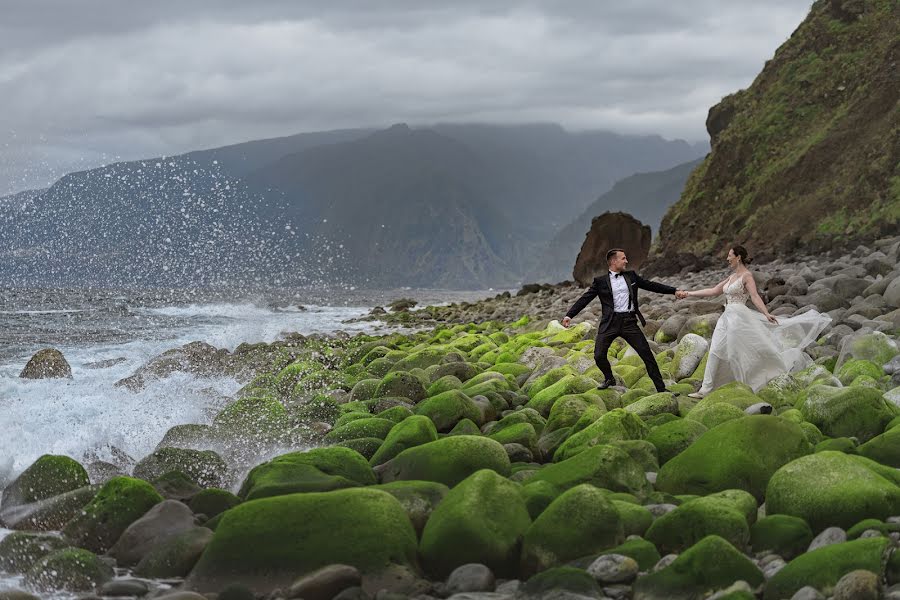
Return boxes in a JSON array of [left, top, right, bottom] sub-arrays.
[[614, 273, 621, 278]]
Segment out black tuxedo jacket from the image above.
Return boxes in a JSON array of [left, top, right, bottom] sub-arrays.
[[566, 270, 676, 333]]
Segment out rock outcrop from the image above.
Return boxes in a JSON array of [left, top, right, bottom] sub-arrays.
[[573, 212, 652, 286]]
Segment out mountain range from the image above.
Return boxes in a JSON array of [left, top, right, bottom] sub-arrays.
[[0, 123, 705, 289]]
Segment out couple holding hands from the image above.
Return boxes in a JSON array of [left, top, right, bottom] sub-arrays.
[[562, 247, 830, 399]]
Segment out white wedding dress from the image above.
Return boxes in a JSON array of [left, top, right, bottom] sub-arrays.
[[698, 276, 832, 394]]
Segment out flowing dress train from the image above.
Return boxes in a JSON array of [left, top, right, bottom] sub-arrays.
[[698, 277, 832, 394]]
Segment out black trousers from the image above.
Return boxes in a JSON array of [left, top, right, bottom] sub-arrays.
[[594, 312, 666, 392]]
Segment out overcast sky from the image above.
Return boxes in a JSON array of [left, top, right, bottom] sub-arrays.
[[0, 1, 813, 196]]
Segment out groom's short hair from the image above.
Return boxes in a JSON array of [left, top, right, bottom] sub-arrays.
[[606, 248, 625, 263]]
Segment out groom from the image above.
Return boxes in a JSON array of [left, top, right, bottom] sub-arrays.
[[562, 248, 687, 393]]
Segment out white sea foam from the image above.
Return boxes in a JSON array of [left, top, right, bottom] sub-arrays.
[[0, 302, 385, 477]]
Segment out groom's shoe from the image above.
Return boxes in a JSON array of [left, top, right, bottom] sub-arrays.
[[597, 380, 616, 390]]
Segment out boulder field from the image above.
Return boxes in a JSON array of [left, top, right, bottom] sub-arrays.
[[2, 236, 900, 599]]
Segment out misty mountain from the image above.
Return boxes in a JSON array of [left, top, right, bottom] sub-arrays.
[[530, 158, 703, 283], [0, 123, 706, 289]]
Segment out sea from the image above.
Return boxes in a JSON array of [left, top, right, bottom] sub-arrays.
[[0, 285, 492, 598]]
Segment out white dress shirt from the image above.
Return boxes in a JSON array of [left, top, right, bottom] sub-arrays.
[[610, 270, 631, 312]]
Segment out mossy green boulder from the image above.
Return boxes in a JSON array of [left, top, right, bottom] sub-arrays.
[[798, 385, 895, 442], [369, 415, 439, 467], [656, 415, 811, 501], [645, 494, 752, 554], [553, 408, 648, 462], [1, 455, 89, 511], [62, 476, 162, 553], [528, 444, 651, 499], [596, 538, 661, 571], [646, 418, 708, 465], [623, 391, 680, 419], [185, 488, 418, 594], [188, 488, 241, 520], [837, 359, 885, 386], [0, 532, 68, 573], [214, 395, 288, 434], [237, 447, 375, 501], [132, 448, 228, 489], [612, 500, 654, 537], [764, 537, 890, 600], [374, 371, 427, 403], [521, 484, 623, 574], [419, 469, 531, 578], [632, 535, 763, 600], [520, 566, 602, 599], [526, 375, 598, 415], [415, 390, 483, 432], [856, 425, 900, 467], [544, 394, 607, 435], [323, 417, 396, 443], [376, 435, 511, 488], [766, 451, 900, 532], [749, 514, 813, 559], [23, 547, 114, 592]]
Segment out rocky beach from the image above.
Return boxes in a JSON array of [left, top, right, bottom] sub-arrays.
[[2, 234, 900, 600]]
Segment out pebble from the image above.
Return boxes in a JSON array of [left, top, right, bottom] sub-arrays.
[[807, 526, 846, 551], [444, 564, 495, 595], [832, 569, 880, 600], [587, 554, 639, 584]]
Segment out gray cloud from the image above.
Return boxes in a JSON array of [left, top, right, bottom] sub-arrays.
[[0, 1, 813, 195]]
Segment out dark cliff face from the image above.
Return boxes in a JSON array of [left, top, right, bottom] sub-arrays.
[[650, 0, 900, 274]]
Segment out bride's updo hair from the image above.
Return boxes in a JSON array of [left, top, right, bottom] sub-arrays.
[[732, 245, 753, 265]]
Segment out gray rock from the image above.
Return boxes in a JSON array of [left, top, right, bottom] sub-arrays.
[[762, 557, 786, 579], [0, 590, 41, 600], [503, 444, 533, 463], [789, 586, 825, 600], [885, 355, 900, 375], [669, 334, 709, 380], [333, 587, 370, 600], [288, 564, 362, 600], [745, 402, 773, 415], [494, 580, 520, 595], [807, 526, 846, 551], [108, 499, 196, 566], [587, 554, 639, 584], [652, 554, 678, 572], [445, 563, 496, 595], [886, 277, 900, 308], [832, 569, 880, 600], [19, 348, 72, 379], [644, 503, 677, 518]]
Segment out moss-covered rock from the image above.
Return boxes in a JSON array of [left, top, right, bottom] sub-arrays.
[[766, 451, 900, 532], [427, 375, 463, 396], [645, 495, 751, 555], [0, 532, 68, 573], [374, 371, 427, 403], [447, 418, 482, 436], [349, 378, 382, 402], [214, 395, 289, 435], [856, 423, 900, 467], [133, 448, 228, 489], [528, 444, 651, 499], [657, 415, 811, 501], [520, 480, 561, 520], [764, 537, 890, 600], [323, 417, 396, 443], [336, 437, 383, 460], [623, 391, 680, 419], [544, 394, 607, 435], [685, 402, 746, 429], [188, 488, 241, 520], [838, 332, 899, 371], [669, 334, 710, 381], [554, 408, 648, 462], [612, 500, 653, 537], [62, 476, 163, 553], [632, 535, 763, 600], [815, 436, 859, 454], [798, 385, 895, 442], [419, 469, 530, 578], [1, 455, 89, 511], [237, 447, 375, 501], [750, 514, 813, 559], [376, 435, 511, 488], [369, 415, 439, 467], [595, 538, 661, 571], [610, 439, 659, 472], [185, 488, 418, 594], [23, 547, 114, 592], [837, 359, 886, 386], [526, 375, 598, 416], [415, 389, 483, 432], [646, 418, 708, 465], [520, 484, 623, 574]]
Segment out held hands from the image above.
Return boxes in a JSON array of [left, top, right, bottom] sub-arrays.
[[675, 290, 689, 300], [562, 316, 571, 328]]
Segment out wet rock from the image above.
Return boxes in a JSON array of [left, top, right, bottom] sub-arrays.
[[832, 569, 880, 600], [573, 212, 652, 286], [19, 348, 72, 379], [108, 499, 196, 566], [99, 579, 150, 596], [587, 554, 638, 584], [444, 563, 496, 595], [807, 526, 847, 551]]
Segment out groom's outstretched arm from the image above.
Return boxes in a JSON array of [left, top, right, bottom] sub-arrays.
[[634, 272, 677, 295], [565, 278, 601, 319]]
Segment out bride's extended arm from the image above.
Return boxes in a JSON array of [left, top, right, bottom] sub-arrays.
[[743, 273, 778, 324], [685, 278, 728, 298]]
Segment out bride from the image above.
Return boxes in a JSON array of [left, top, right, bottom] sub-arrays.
[[682, 245, 831, 399]]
